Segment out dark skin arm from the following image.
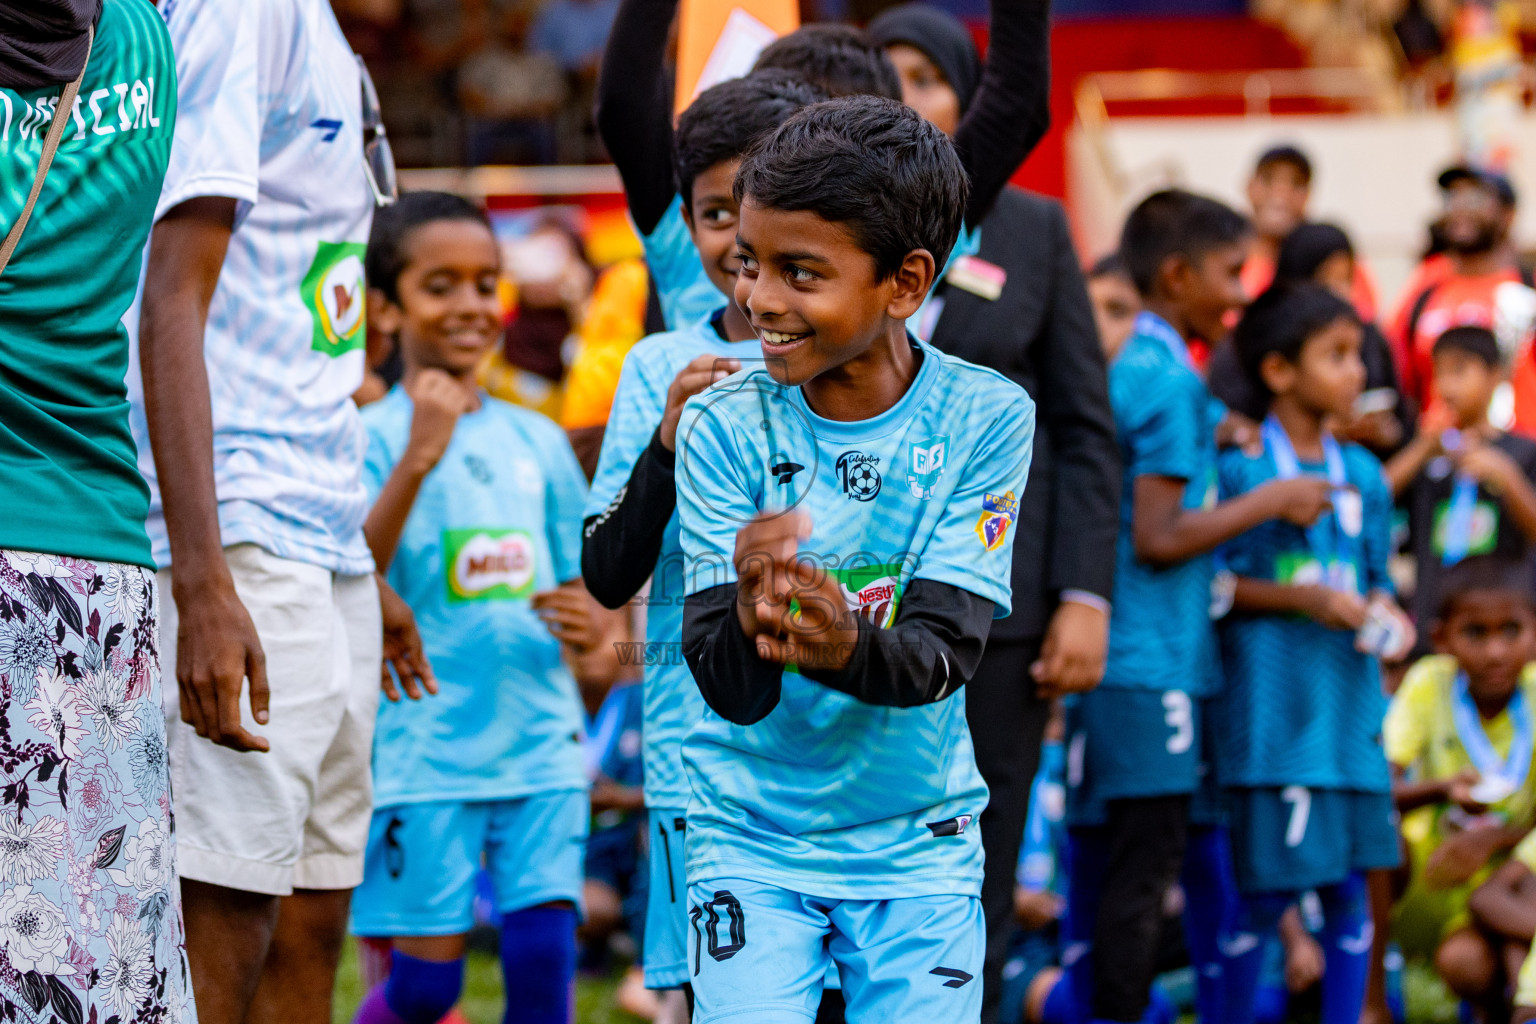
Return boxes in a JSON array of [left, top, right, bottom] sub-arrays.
[[590, 777, 647, 814], [1230, 578, 1368, 631], [1424, 823, 1527, 891], [1131, 473, 1332, 568], [138, 196, 269, 753], [1470, 859, 1536, 943], [1459, 439, 1536, 544], [1391, 763, 1484, 814], [377, 575, 437, 703], [363, 369, 473, 572]]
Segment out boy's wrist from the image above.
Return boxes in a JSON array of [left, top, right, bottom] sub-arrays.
[[400, 445, 441, 477]]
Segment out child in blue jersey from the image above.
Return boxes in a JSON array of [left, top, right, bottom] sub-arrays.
[[348, 193, 609, 1024], [1063, 190, 1335, 1024], [582, 72, 826, 1006], [1214, 281, 1415, 1024], [672, 96, 1033, 1024]]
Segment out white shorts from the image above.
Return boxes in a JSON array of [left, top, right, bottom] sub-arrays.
[[161, 543, 381, 895]]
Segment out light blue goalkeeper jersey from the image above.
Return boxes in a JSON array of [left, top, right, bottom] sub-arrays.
[[675, 339, 1034, 899], [585, 314, 761, 808]]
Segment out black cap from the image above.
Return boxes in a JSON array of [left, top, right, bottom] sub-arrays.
[[1255, 144, 1313, 184], [1438, 164, 1518, 207], [866, 4, 981, 114]]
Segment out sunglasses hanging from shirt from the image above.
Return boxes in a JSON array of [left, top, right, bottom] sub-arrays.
[[0, 25, 92, 277], [358, 54, 397, 208]]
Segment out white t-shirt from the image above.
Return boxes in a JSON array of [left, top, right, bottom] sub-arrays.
[[127, 0, 375, 574]]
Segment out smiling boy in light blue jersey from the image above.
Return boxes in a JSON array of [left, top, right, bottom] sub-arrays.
[[582, 73, 825, 1001], [350, 193, 603, 1024], [673, 96, 1033, 1024]]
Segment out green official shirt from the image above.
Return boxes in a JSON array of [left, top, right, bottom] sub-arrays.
[[0, 0, 175, 568]]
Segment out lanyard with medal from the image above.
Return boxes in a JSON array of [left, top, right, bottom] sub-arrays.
[[1440, 428, 1481, 566], [1452, 670, 1534, 807], [1261, 415, 1360, 592]]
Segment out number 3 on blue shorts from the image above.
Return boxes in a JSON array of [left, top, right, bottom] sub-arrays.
[[1162, 690, 1193, 755]]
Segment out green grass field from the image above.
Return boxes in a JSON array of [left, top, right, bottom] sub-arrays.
[[327, 938, 1467, 1024], [330, 939, 647, 1024]]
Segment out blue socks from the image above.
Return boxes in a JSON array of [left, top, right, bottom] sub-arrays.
[[352, 951, 464, 1024], [1221, 891, 1290, 1024], [1219, 874, 1371, 1024], [499, 904, 578, 1024], [1316, 874, 1371, 1024], [1041, 974, 1177, 1024], [1181, 827, 1238, 1024]]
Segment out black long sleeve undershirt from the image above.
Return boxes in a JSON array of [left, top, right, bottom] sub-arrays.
[[682, 578, 995, 726], [953, 0, 1051, 229], [594, 0, 1051, 237], [593, 0, 681, 235], [581, 427, 677, 610]]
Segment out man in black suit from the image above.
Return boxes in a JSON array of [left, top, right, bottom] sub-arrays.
[[870, 8, 1122, 1022]]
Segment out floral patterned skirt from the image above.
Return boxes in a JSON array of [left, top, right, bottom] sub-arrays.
[[0, 550, 194, 1023]]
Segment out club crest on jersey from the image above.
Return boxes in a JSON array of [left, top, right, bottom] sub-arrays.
[[835, 451, 881, 501], [444, 528, 536, 603], [303, 241, 368, 357], [906, 435, 949, 499], [975, 490, 1018, 552]]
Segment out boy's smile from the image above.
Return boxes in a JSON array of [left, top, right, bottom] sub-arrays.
[[379, 219, 502, 379], [734, 201, 929, 422]]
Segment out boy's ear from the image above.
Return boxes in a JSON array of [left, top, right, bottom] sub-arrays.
[[1156, 253, 1190, 301], [1258, 351, 1296, 396], [1429, 617, 1448, 653], [368, 287, 402, 338], [887, 248, 938, 321]]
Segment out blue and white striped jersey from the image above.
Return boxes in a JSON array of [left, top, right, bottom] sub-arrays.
[[126, 0, 375, 573]]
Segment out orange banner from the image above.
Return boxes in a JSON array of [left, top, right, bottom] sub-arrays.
[[674, 0, 800, 114]]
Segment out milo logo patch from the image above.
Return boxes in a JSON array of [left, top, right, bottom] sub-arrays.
[[303, 241, 368, 356], [445, 529, 536, 603]]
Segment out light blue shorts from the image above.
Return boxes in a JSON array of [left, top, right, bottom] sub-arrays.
[[644, 806, 691, 989], [351, 790, 588, 936], [687, 877, 983, 1023]]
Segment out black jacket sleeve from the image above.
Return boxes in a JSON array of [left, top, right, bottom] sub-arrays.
[[593, 0, 681, 235], [682, 578, 995, 725], [1034, 203, 1121, 600], [581, 427, 677, 610], [953, 0, 1052, 229]]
